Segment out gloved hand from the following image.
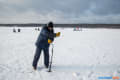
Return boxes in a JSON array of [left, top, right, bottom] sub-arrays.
[[48, 39, 52, 44], [56, 32, 61, 37]]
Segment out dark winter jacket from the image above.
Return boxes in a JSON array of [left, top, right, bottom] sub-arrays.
[[35, 26, 56, 48]]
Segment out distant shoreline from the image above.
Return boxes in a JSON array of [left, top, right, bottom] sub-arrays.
[[0, 23, 120, 28]]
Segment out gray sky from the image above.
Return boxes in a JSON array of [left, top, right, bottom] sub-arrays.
[[0, 0, 120, 23]]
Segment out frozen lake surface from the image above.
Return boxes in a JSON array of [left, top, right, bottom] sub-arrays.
[[0, 27, 120, 80]]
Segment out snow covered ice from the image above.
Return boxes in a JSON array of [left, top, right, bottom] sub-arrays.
[[0, 27, 120, 80]]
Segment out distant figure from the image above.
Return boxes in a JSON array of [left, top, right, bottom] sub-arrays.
[[32, 22, 61, 70], [18, 28, 21, 32], [35, 28, 37, 30], [38, 28, 40, 31], [13, 28, 16, 33], [73, 26, 82, 31]]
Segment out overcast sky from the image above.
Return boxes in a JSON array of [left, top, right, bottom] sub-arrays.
[[0, 0, 120, 23]]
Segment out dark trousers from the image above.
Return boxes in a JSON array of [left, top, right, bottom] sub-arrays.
[[32, 47, 49, 68]]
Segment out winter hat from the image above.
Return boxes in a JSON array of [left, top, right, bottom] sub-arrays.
[[47, 21, 53, 28]]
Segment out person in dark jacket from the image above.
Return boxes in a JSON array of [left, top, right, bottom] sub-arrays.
[[32, 22, 60, 70]]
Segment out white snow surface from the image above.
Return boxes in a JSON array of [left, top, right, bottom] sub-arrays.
[[0, 27, 120, 80]]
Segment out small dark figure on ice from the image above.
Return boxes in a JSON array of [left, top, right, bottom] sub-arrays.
[[38, 28, 40, 31], [13, 28, 16, 33], [32, 22, 60, 70], [18, 28, 21, 32]]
